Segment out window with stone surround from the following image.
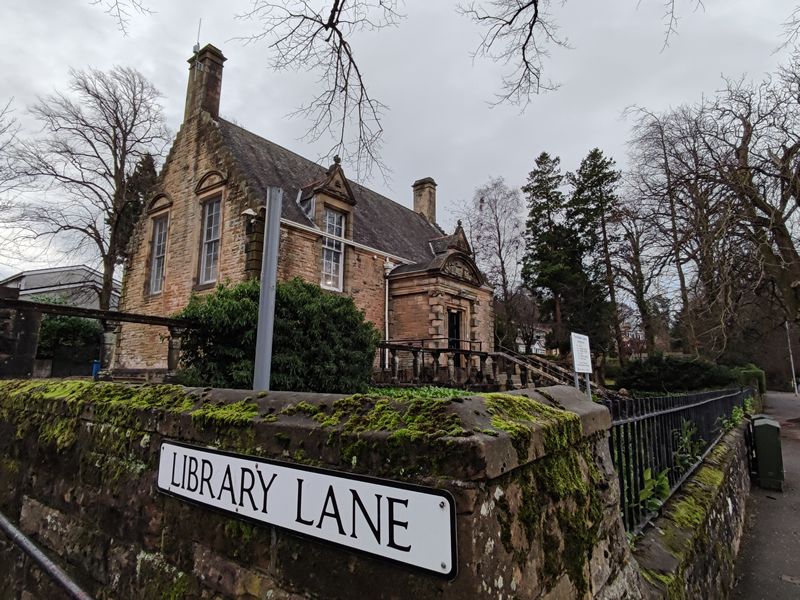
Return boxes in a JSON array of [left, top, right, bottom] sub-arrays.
[[148, 215, 168, 294], [199, 197, 222, 285], [321, 207, 345, 291]]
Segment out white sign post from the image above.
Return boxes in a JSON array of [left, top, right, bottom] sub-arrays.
[[157, 441, 457, 578], [570, 332, 593, 401]]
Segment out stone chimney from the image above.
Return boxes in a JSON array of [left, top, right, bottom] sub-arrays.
[[184, 44, 227, 122], [412, 177, 437, 224]]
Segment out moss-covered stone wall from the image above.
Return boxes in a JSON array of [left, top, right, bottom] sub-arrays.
[[0, 380, 644, 599], [633, 426, 751, 599]]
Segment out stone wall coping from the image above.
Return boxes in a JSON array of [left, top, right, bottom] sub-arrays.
[[0, 380, 612, 483]]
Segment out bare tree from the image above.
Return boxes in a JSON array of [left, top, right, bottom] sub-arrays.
[[14, 67, 170, 310], [86, 1, 800, 179], [614, 200, 668, 354], [456, 176, 526, 347], [698, 65, 800, 325], [0, 100, 20, 208]]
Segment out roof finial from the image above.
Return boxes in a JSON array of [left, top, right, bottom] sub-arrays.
[[333, 155, 341, 165], [457, 219, 463, 228]]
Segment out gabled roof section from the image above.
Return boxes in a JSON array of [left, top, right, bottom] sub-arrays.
[[217, 119, 442, 264], [430, 220, 471, 256], [389, 250, 486, 288]]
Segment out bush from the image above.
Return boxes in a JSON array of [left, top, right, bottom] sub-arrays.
[[732, 364, 766, 395], [175, 278, 380, 393], [604, 357, 622, 380], [37, 315, 103, 360], [617, 353, 737, 392]]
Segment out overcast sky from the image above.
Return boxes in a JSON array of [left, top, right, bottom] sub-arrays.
[[0, 0, 794, 278]]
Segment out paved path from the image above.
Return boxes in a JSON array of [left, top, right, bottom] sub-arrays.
[[733, 391, 800, 599]]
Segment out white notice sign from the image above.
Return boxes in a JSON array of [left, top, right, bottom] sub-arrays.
[[571, 332, 593, 374], [157, 441, 457, 578]]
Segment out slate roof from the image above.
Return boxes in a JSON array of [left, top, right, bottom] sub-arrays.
[[0, 265, 121, 310], [217, 119, 443, 264]]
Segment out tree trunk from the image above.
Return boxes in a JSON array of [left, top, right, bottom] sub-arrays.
[[99, 254, 116, 311], [600, 212, 626, 365]]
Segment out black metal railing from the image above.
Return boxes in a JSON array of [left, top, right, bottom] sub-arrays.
[[601, 387, 753, 533]]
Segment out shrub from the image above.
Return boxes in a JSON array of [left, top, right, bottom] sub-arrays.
[[175, 278, 380, 393], [37, 315, 103, 360], [617, 353, 736, 393], [732, 364, 766, 395]]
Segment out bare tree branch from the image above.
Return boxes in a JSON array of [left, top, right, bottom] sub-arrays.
[[89, 0, 152, 36], [458, 0, 567, 105], [237, 0, 403, 181], [11, 67, 170, 309]]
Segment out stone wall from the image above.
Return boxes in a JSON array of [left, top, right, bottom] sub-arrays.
[[115, 111, 252, 369], [0, 380, 646, 599], [633, 426, 751, 599]]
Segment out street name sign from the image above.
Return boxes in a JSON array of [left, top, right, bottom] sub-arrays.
[[571, 332, 593, 374], [157, 441, 457, 578]]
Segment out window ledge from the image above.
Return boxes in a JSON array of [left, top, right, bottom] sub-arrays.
[[193, 281, 217, 292]]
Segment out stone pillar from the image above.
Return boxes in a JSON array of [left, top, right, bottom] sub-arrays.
[[99, 321, 118, 371], [0, 299, 42, 378], [167, 327, 186, 372]]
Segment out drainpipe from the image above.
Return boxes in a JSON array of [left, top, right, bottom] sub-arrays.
[[383, 259, 394, 366]]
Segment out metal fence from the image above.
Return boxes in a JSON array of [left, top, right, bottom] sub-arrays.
[[601, 387, 753, 533]]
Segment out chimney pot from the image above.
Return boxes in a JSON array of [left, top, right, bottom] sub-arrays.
[[184, 44, 227, 122], [412, 177, 437, 224]]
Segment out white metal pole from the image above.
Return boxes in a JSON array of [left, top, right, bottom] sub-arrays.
[[253, 187, 283, 391], [585, 372, 592, 401], [786, 321, 798, 396]]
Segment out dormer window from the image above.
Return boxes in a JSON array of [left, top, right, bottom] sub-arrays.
[[321, 207, 345, 291]]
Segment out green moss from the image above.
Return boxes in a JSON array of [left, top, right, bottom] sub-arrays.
[[481, 393, 582, 461], [313, 393, 469, 442], [162, 574, 190, 600], [38, 417, 78, 451], [366, 386, 465, 400], [695, 466, 723, 488], [669, 495, 705, 529], [493, 436, 603, 596], [281, 401, 323, 417], [0, 380, 198, 438], [191, 399, 259, 427], [0, 457, 20, 475], [223, 520, 256, 558]]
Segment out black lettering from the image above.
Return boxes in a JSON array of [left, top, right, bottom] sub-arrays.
[[350, 490, 381, 543], [256, 471, 278, 513], [387, 497, 411, 552], [181, 454, 188, 487], [295, 479, 314, 526], [219, 465, 236, 504], [199, 459, 215, 499], [316, 485, 345, 536], [239, 467, 257, 510], [170, 452, 181, 487], [186, 456, 199, 492]]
